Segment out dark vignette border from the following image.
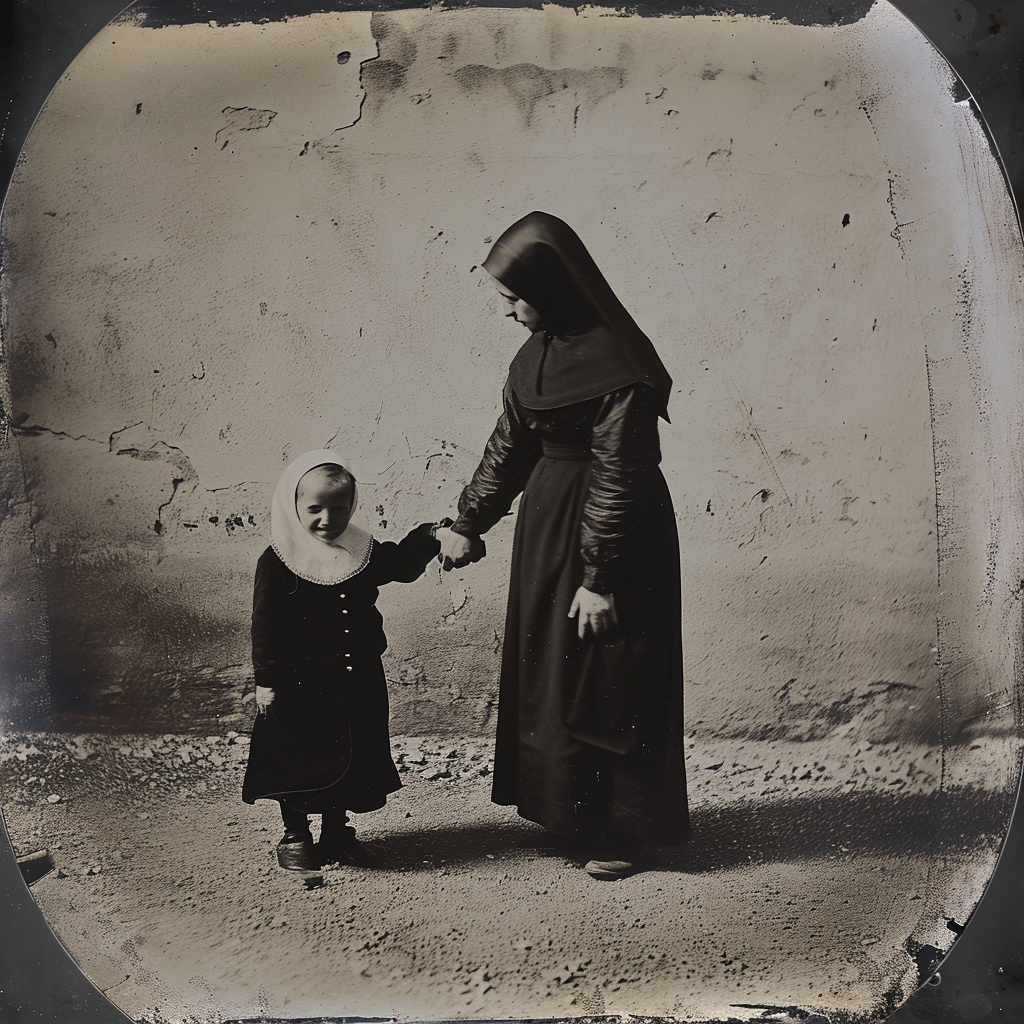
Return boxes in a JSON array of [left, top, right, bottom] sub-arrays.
[[3, 1, 1024, 1022]]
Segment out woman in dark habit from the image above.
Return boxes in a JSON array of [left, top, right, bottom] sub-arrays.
[[437, 211, 690, 879]]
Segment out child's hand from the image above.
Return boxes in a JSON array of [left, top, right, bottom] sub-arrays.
[[255, 685, 275, 712], [437, 528, 485, 571]]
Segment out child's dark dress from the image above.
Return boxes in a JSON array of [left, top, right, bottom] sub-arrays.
[[242, 526, 438, 813]]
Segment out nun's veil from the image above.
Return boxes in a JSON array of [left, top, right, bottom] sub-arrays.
[[483, 212, 673, 420]]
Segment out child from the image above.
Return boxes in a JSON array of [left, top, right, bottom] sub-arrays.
[[241, 449, 443, 870]]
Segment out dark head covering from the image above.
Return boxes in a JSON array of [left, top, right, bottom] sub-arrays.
[[483, 211, 672, 421]]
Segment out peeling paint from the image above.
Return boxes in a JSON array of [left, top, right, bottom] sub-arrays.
[[1, 6, 1022, 766], [215, 105, 277, 150], [454, 63, 626, 127]]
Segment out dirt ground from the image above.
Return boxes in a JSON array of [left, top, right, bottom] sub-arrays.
[[0, 730, 1015, 1024]]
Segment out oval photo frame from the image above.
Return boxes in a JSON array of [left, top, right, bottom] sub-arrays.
[[1, 1, 1023, 1021]]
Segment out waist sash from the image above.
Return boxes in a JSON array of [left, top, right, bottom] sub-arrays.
[[541, 439, 592, 461]]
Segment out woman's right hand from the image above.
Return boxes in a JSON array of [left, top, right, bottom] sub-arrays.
[[255, 685, 275, 713], [568, 587, 619, 640], [437, 528, 486, 571]]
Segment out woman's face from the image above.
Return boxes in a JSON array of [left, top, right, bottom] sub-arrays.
[[489, 274, 544, 332], [295, 468, 355, 544]]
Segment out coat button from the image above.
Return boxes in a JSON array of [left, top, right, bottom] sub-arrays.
[[341, 610, 348, 614], [339, 593, 345, 598], [345, 654, 351, 658], [344, 629, 350, 634], [346, 666, 353, 672]]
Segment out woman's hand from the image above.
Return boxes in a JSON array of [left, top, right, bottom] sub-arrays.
[[568, 587, 619, 640], [255, 685, 275, 713], [437, 528, 486, 571]]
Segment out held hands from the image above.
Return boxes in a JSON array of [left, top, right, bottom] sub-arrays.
[[255, 685, 275, 713], [568, 587, 619, 640], [437, 527, 486, 572]]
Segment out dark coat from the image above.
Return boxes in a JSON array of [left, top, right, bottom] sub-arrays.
[[453, 382, 690, 844], [241, 526, 439, 812]]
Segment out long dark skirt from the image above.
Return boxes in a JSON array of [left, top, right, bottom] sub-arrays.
[[490, 456, 690, 845], [242, 661, 401, 814]]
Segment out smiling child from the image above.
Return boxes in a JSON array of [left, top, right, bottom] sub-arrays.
[[241, 450, 442, 870]]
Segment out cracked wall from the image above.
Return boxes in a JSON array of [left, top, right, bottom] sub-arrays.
[[0, 5, 1023, 768]]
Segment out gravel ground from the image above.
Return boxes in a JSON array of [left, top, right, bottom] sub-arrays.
[[0, 731, 1016, 1023]]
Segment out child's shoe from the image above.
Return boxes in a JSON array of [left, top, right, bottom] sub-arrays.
[[317, 817, 378, 868], [276, 827, 317, 871]]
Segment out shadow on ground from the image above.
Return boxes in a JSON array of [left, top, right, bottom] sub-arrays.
[[362, 785, 1010, 876]]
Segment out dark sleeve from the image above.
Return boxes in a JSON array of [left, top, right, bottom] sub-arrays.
[[581, 383, 663, 593], [452, 381, 542, 537], [251, 550, 294, 691], [369, 527, 441, 585]]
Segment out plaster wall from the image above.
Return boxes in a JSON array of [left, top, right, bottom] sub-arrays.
[[1, 4, 1022, 754]]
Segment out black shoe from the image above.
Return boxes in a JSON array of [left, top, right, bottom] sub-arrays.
[[276, 829, 317, 871], [584, 832, 645, 880], [317, 826, 378, 868]]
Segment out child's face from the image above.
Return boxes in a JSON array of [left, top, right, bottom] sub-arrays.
[[295, 468, 355, 544]]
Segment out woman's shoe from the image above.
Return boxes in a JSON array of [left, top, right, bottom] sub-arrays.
[[276, 829, 317, 871], [584, 833, 644, 880]]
